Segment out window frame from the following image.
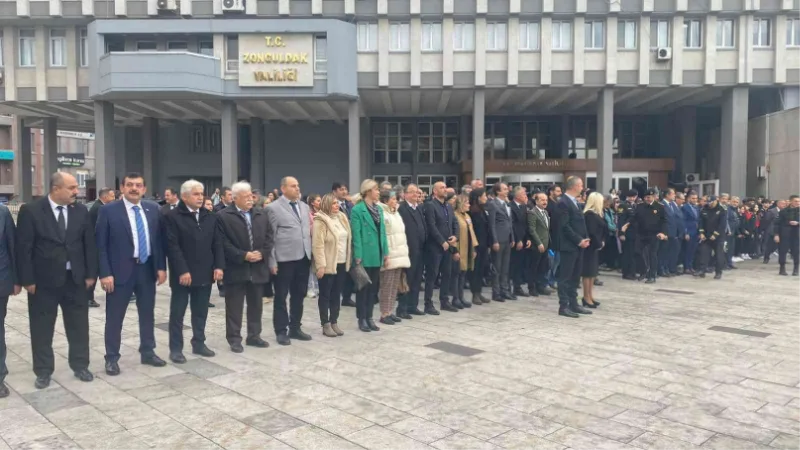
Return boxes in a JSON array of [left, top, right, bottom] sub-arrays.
[[79, 28, 88, 66], [166, 41, 189, 52], [650, 19, 670, 49], [788, 18, 800, 47], [356, 22, 378, 52], [49, 29, 67, 67], [485, 22, 508, 51], [683, 19, 703, 49], [389, 22, 410, 52], [552, 21, 573, 51], [421, 22, 443, 52], [617, 19, 637, 50], [18, 29, 36, 67], [519, 22, 540, 51], [314, 35, 327, 73], [584, 20, 605, 50], [453, 22, 475, 51], [372, 122, 413, 165], [417, 121, 459, 164], [198, 40, 214, 56], [0, 37, 4, 67], [136, 40, 158, 51], [752, 17, 772, 48], [716, 18, 735, 49]]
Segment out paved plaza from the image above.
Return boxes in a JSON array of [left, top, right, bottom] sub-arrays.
[[1, 261, 799, 450]]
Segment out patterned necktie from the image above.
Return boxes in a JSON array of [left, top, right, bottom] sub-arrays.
[[56, 206, 66, 240], [290, 201, 300, 220], [241, 211, 253, 250], [132, 205, 149, 263]]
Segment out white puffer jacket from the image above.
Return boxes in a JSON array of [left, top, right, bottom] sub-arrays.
[[379, 203, 411, 271]]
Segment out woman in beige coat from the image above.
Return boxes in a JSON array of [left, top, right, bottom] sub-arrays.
[[312, 193, 352, 337], [378, 189, 411, 325]]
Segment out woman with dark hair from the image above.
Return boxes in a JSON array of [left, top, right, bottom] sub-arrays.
[[306, 193, 322, 299], [468, 188, 490, 305]]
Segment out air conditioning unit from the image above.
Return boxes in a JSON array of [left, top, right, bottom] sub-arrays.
[[757, 166, 767, 179], [685, 173, 699, 184], [221, 0, 245, 12], [656, 47, 672, 61], [157, 0, 178, 10]]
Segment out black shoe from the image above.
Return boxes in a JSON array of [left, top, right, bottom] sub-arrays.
[[793, 269, 799, 276], [358, 319, 371, 332], [409, 308, 425, 315], [169, 352, 187, 364], [637, 275, 646, 281], [779, 269, 788, 276], [559, 309, 579, 318], [729, 265, 738, 270], [571, 305, 593, 315], [230, 343, 244, 353], [247, 337, 270, 348], [441, 302, 458, 312], [460, 299, 472, 308], [208, 302, 215, 308], [276, 333, 291, 345], [342, 299, 357, 307], [714, 273, 722, 280], [451, 299, 464, 309], [379, 316, 396, 325], [0, 382, 8, 398], [73, 369, 94, 382], [763, 259, 770, 264], [537, 287, 552, 296], [424, 306, 440, 315], [289, 329, 312, 341], [88, 299, 100, 308], [105, 361, 120, 376], [513, 289, 528, 297], [389, 314, 402, 322], [645, 278, 656, 284], [141, 354, 167, 367], [696, 272, 706, 278], [398, 313, 412, 320], [622, 275, 637, 280], [492, 296, 506, 302], [581, 298, 598, 309], [504, 293, 518, 300], [366, 319, 380, 331], [529, 290, 539, 297], [593, 279, 604, 286], [192, 346, 216, 357], [34, 375, 51, 389]]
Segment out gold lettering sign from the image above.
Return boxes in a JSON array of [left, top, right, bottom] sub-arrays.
[[498, 159, 566, 169], [238, 34, 315, 87]]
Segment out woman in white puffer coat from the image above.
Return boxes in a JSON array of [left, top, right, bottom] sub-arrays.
[[377, 189, 411, 325]]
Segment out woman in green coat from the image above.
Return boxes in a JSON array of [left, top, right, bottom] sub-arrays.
[[350, 179, 389, 332]]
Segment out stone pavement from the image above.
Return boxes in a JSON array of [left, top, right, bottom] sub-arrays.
[[1, 260, 799, 450]]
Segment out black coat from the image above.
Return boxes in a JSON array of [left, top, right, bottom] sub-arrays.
[[629, 201, 668, 237], [398, 202, 427, 260], [160, 203, 179, 216], [510, 202, 529, 245], [163, 202, 225, 287], [424, 198, 458, 251], [88, 200, 104, 229], [553, 195, 587, 253], [216, 205, 274, 285], [470, 207, 490, 248], [585, 210, 608, 251]]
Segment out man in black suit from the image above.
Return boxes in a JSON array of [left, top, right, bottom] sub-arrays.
[[398, 183, 427, 318], [510, 186, 532, 297], [159, 187, 179, 214], [552, 176, 592, 318], [0, 203, 18, 398], [332, 182, 356, 308], [87, 187, 115, 308], [423, 181, 458, 314], [213, 186, 233, 213], [16, 172, 98, 388], [487, 182, 515, 301]]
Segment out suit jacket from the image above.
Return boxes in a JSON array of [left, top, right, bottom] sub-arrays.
[[0, 205, 16, 296], [398, 202, 427, 260], [338, 199, 354, 219], [423, 198, 458, 252], [160, 202, 179, 216], [16, 197, 98, 288], [213, 201, 230, 213], [662, 200, 681, 238], [510, 201, 529, 245], [95, 199, 166, 284], [89, 200, 105, 229], [682, 203, 700, 237], [527, 207, 550, 249], [763, 207, 780, 236], [265, 196, 312, 268], [216, 205, 274, 284], [164, 202, 226, 287], [553, 195, 587, 253], [486, 198, 514, 246]]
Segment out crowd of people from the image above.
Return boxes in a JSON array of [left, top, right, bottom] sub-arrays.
[[0, 169, 797, 398]]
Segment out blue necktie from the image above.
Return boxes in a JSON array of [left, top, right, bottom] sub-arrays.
[[290, 201, 300, 220], [133, 205, 149, 263]]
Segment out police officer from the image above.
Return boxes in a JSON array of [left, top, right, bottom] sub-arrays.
[[775, 194, 800, 276], [695, 195, 727, 279], [625, 188, 667, 284], [617, 190, 639, 280]]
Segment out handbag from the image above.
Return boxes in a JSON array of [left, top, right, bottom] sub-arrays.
[[349, 262, 372, 291]]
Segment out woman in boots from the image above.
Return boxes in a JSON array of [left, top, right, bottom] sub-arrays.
[[312, 193, 352, 337], [351, 180, 389, 332], [468, 188, 490, 305], [453, 194, 478, 307]]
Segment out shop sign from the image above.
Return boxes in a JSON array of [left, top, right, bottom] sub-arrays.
[[57, 153, 86, 168], [496, 159, 566, 169]]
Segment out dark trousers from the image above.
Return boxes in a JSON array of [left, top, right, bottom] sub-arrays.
[[0, 296, 6, 381], [169, 284, 211, 353], [779, 235, 799, 268], [105, 263, 157, 363], [668, 237, 680, 273], [684, 235, 700, 270], [511, 246, 530, 290], [621, 235, 637, 277], [556, 249, 582, 310], [87, 278, 97, 303], [637, 235, 659, 279], [273, 258, 310, 334], [448, 258, 462, 301], [491, 242, 512, 298], [263, 281, 274, 298], [600, 235, 618, 269], [224, 281, 263, 345], [341, 276, 354, 305], [697, 239, 725, 274], [725, 235, 736, 266], [763, 233, 777, 260], [400, 249, 424, 313], [530, 249, 550, 290], [356, 266, 381, 319], [424, 249, 451, 304], [318, 264, 346, 325], [470, 246, 488, 295]]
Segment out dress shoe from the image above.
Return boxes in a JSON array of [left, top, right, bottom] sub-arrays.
[[637, 275, 646, 281], [0, 382, 8, 398], [729, 265, 738, 270], [379, 316, 396, 325], [141, 354, 167, 367], [358, 319, 371, 332], [581, 298, 598, 309], [645, 278, 656, 284], [366, 319, 380, 331], [276, 333, 291, 345], [398, 312, 413, 320], [88, 299, 100, 308], [409, 308, 425, 315], [342, 299, 357, 307], [513, 289, 528, 297], [593, 279, 604, 286], [492, 296, 506, 302], [192, 346, 216, 357], [73, 369, 94, 382], [331, 323, 344, 336], [763, 258, 770, 264], [208, 302, 215, 308], [695, 272, 706, 278], [714, 273, 722, 280], [504, 293, 518, 300], [389, 314, 402, 322], [529, 290, 539, 297], [289, 329, 312, 341], [571, 305, 592, 315], [450, 299, 464, 309], [169, 352, 187, 364], [424, 306, 440, 315], [558, 309, 579, 318], [247, 337, 271, 347], [537, 287, 552, 296], [622, 275, 637, 280], [479, 293, 491, 303], [105, 361, 120, 376], [34, 375, 51, 389], [230, 343, 244, 353], [460, 299, 472, 308], [471, 294, 483, 305], [441, 302, 458, 312]]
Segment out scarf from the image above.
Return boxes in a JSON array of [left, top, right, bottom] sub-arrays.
[[366, 201, 381, 229]]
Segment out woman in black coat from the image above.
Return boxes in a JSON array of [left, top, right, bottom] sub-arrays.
[[468, 188, 490, 305], [582, 192, 608, 308]]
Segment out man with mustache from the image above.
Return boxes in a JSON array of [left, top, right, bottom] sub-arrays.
[[16, 172, 97, 389]]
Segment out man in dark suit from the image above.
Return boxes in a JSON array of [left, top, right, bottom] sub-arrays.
[[527, 192, 552, 296], [487, 182, 514, 301], [213, 186, 233, 213], [658, 188, 681, 277], [87, 187, 115, 308], [96, 172, 168, 376], [762, 200, 784, 264], [775, 195, 800, 276], [397, 183, 427, 318], [164, 180, 225, 363], [159, 187, 179, 215], [0, 203, 19, 398], [332, 182, 356, 308], [682, 191, 701, 274], [423, 181, 458, 314], [552, 177, 592, 318], [16, 172, 97, 388], [510, 186, 532, 297]]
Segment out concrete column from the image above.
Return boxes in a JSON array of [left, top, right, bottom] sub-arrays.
[[719, 87, 749, 195], [677, 107, 697, 177], [250, 117, 264, 190], [472, 90, 486, 181], [142, 117, 157, 189], [221, 101, 239, 188], [94, 101, 116, 191], [13, 117, 32, 202], [596, 89, 614, 195], [42, 118, 59, 182], [348, 102, 361, 192]]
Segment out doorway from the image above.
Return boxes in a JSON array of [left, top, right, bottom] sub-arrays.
[[486, 173, 564, 194]]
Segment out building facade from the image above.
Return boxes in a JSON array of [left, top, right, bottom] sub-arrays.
[[0, 0, 797, 200]]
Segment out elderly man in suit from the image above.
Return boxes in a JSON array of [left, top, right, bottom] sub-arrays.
[[17, 172, 97, 388], [0, 202, 18, 398], [87, 187, 115, 308], [398, 183, 427, 318], [423, 181, 458, 314], [266, 176, 313, 346], [553, 177, 592, 318], [487, 182, 515, 302], [527, 191, 552, 297], [96, 172, 168, 376]]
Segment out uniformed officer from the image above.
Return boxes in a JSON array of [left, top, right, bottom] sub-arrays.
[[695, 195, 727, 279], [617, 190, 639, 280], [625, 188, 667, 283], [775, 194, 800, 276]]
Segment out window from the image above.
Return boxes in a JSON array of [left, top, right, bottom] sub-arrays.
[[136, 41, 157, 51], [18, 29, 35, 67], [519, 22, 540, 50], [225, 35, 238, 72], [418, 122, 459, 163], [314, 36, 327, 73], [508, 121, 550, 160], [372, 122, 412, 164], [453, 22, 475, 51], [753, 18, 771, 47], [0, 37, 3, 67], [788, 18, 800, 47], [105, 36, 124, 53], [683, 19, 702, 48], [208, 125, 220, 153], [191, 126, 204, 152], [198, 40, 214, 56], [614, 120, 655, 158], [421, 22, 442, 51], [486, 22, 507, 51], [569, 118, 598, 160], [373, 175, 412, 187], [716, 18, 735, 48], [390, 22, 410, 52], [484, 121, 506, 160], [167, 41, 188, 51], [79, 28, 88, 66], [650, 19, 670, 48], [552, 21, 572, 50], [584, 21, 605, 49], [49, 29, 67, 66], [76, 172, 87, 188], [617, 20, 637, 49], [357, 22, 378, 52], [416, 175, 458, 195]]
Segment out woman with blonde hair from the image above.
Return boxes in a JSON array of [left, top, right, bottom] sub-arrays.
[[452, 194, 478, 307], [582, 192, 608, 308], [378, 189, 410, 325], [312, 193, 352, 337]]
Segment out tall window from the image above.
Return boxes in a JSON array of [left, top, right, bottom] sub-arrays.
[[716, 19, 735, 48], [569, 119, 597, 160], [453, 22, 475, 51], [552, 21, 572, 50], [484, 121, 506, 160], [584, 21, 605, 49], [486, 22, 507, 51], [617, 20, 637, 49], [167, 41, 188, 51], [79, 28, 88, 66], [76, 172, 87, 188], [373, 122, 412, 164], [314, 36, 327, 73], [753, 18, 771, 47], [18, 29, 35, 67], [390, 22, 410, 51], [650, 19, 670, 48], [198, 40, 214, 56], [137, 41, 157, 51], [49, 29, 67, 66], [418, 122, 459, 163], [357, 22, 378, 52], [788, 18, 800, 47], [683, 19, 702, 48], [509, 121, 550, 160], [225, 35, 238, 72], [421, 22, 442, 51], [519, 22, 540, 50], [614, 120, 654, 158]]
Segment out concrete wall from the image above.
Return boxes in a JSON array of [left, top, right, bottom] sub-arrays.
[[749, 108, 800, 200]]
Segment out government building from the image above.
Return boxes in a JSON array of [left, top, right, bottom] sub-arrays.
[[0, 0, 798, 200]]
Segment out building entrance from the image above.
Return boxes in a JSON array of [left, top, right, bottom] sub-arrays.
[[486, 173, 564, 194]]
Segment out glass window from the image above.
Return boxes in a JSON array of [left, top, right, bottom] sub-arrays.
[[373, 122, 412, 164], [49, 29, 67, 67], [421, 22, 442, 51], [617, 20, 637, 49], [683, 19, 702, 48], [650, 19, 670, 48], [198, 40, 214, 56], [314, 36, 327, 73], [137, 41, 157, 51], [753, 18, 771, 47], [357, 22, 378, 52], [510, 121, 549, 160], [167, 41, 188, 51], [105, 36, 124, 53], [584, 21, 604, 49], [519, 22, 540, 50], [225, 35, 238, 72], [552, 21, 572, 50], [18, 29, 36, 67], [453, 22, 475, 51], [418, 121, 458, 163], [373, 175, 412, 187], [79, 28, 88, 66], [716, 18, 735, 48], [76, 172, 87, 188], [190, 126, 204, 153], [484, 121, 506, 160], [416, 175, 458, 194], [486, 22, 507, 51], [788, 18, 800, 47], [390, 22, 410, 52]]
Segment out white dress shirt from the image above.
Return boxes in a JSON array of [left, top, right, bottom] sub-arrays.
[[48, 196, 70, 270], [123, 197, 151, 259]]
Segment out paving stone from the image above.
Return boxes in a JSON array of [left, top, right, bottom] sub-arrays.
[[242, 409, 306, 436], [12, 433, 80, 450], [601, 394, 666, 415], [488, 430, 567, 450], [628, 431, 704, 449], [611, 409, 715, 445], [347, 425, 433, 450], [769, 433, 800, 450], [178, 358, 235, 379], [699, 434, 774, 450], [430, 432, 501, 450], [273, 425, 363, 450], [658, 406, 779, 445], [544, 426, 637, 450], [757, 403, 800, 422], [717, 407, 800, 436], [299, 406, 374, 437], [22, 388, 87, 416], [387, 416, 455, 443]]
